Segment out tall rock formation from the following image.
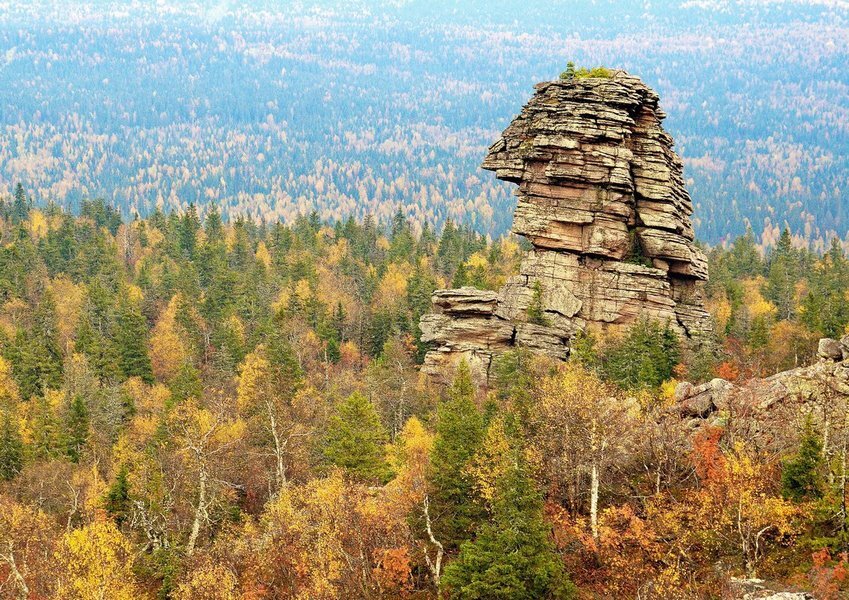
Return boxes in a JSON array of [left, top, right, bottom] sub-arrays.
[[420, 71, 712, 383]]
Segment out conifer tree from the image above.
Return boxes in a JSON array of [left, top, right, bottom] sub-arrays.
[[14, 291, 64, 397], [204, 204, 223, 240], [781, 417, 825, 501], [30, 392, 60, 459], [105, 465, 132, 526], [451, 263, 468, 287], [322, 391, 389, 483], [115, 296, 154, 383], [64, 394, 89, 463], [11, 182, 30, 224], [427, 361, 486, 549], [0, 407, 23, 480], [727, 227, 764, 278], [527, 281, 550, 326], [442, 456, 576, 600], [180, 203, 202, 258], [801, 238, 849, 337], [600, 317, 680, 390], [75, 280, 121, 382], [764, 228, 798, 320]]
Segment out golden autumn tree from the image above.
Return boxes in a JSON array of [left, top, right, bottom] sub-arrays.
[[237, 345, 313, 489], [650, 427, 807, 579], [173, 562, 238, 600], [533, 363, 639, 540], [149, 295, 190, 382], [54, 518, 145, 600], [0, 494, 58, 600], [169, 397, 245, 555]]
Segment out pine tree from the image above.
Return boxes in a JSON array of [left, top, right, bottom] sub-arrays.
[[14, 291, 64, 397], [781, 416, 825, 501], [442, 457, 576, 600], [75, 280, 121, 381], [427, 361, 486, 549], [600, 317, 680, 390], [64, 394, 89, 463], [322, 391, 390, 482], [204, 204, 223, 240], [115, 296, 154, 383], [451, 263, 468, 287], [0, 407, 23, 480], [801, 238, 849, 337]]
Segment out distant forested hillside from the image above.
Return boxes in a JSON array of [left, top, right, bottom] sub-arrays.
[[0, 0, 847, 248]]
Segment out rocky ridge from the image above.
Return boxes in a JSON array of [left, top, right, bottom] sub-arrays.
[[674, 335, 849, 437], [421, 72, 712, 382]]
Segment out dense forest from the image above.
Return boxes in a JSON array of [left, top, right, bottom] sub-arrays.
[[1, 184, 849, 598], [1, 0, 848, 247]]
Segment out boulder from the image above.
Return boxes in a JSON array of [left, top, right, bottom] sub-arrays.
[[818, 337, 844, 361]]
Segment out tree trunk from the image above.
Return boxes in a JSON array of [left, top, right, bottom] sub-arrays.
[[268, 404, 286, 489], [423, 495, 444, 595], [590, 461, 599, 541], [186, 466, 208, 555], [1, 547, 30, 600]]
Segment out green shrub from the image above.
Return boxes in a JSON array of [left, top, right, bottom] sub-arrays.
[[560, 62, 615, 80]]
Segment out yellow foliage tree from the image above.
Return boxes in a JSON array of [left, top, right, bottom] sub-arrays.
[[465, 416, 512, 507], [149, 295, 189, 382], [173, 562, 238, 600], [0, 494, 57, 600], [534, 363, 638, 540], [54, 519, 144, 600]]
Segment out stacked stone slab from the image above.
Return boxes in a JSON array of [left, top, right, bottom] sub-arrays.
[[420, 71, 712, 383]]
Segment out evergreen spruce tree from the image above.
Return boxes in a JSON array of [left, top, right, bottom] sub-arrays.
[[180, 203, 202, 257], [115, 296, 154, 383], [781, 416, 825, 501], [30, 393, 60, 459], [0, 407, 23, 480], [427, 361, 486, 549], [64, 394, 89, 463], [727, 227, 764, 278], [600, 317, 680, 390], [322, 391, 390, 482], [75, 279, 122, 381], [11, 183, 30, 225], [801, 238, 849, 337], [764, 228, 798, 320], [451, 263, 468, 287], [14, 291, 64, 398], [527, 281, 551, 326], [105, 464, 132, 526], [204, 204, 223, 240], [442, 457, 576, 600]]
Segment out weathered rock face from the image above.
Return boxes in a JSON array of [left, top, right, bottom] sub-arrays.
[[421, 72, 712, 383], [675, 336, 849, 441]]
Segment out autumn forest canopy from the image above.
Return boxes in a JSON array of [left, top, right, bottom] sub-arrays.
[[0, 185, 848, 597], [1, 0, 849, 598]]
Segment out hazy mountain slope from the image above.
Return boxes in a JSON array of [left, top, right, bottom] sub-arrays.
[[0, 0, 847, 247]]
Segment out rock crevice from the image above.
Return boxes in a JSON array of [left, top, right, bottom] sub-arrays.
[[421, 72, 712, 382]]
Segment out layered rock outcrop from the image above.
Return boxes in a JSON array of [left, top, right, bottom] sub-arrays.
[[421, 71, 712, 383], [675, 335, 849, 440]]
